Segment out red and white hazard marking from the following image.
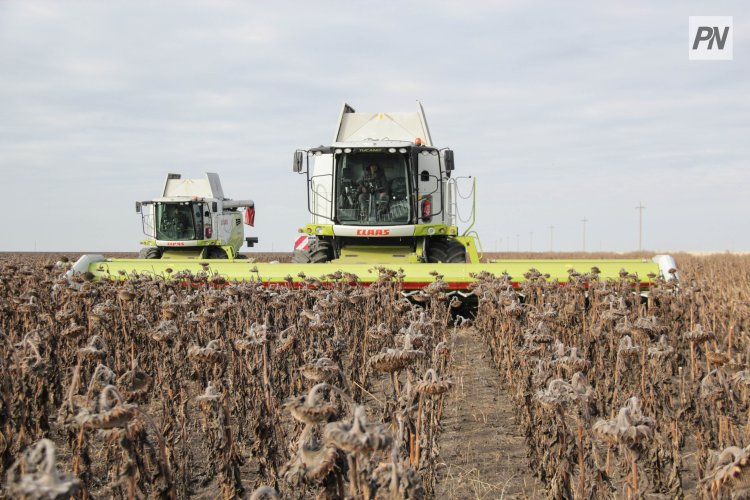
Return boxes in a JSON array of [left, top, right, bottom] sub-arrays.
[[294, 235, 310, 251]]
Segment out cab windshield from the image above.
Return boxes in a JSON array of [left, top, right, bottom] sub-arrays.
[[155, 202, 203, 241], [335, 152, 410, 225]]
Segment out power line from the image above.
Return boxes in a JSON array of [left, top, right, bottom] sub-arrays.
[[635, 202, 646, 251], [549, 225, 554, 252], [581, 217, 588, 252]]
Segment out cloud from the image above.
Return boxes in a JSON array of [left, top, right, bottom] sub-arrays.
[[0, 0, 748, 253]]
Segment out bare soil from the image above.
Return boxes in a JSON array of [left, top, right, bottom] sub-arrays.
[[435, 327, 541, 499]]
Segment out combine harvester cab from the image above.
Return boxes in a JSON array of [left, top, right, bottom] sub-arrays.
[[291, 102, 473, 267], [69, 104, 678, 295]]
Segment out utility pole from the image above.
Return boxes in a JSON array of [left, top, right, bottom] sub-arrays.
[[549, 225, 554, 252], [635, 202, 646, 251], [516, 233, 520, 252], [581, 217, 588, 252], [529, 231, 533, 252]]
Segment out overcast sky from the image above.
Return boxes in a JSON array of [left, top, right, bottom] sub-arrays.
[[1, 1, 747, 253]]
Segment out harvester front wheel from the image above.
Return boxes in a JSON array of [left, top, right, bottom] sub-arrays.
[[138, 247, 161, 259], [292, 239, 333, 263], [426, 238, 466, 263], [205, 247, 228, 259]]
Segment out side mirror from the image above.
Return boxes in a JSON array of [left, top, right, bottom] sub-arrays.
[[135, 202, 142, 213], [420, 170, 430, 182], [444, 149, 455, 172], [293, 151, 304, 173], [212, 201, 218, 212]]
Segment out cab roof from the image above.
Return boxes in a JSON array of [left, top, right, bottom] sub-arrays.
[[334, 102, 433, 147]]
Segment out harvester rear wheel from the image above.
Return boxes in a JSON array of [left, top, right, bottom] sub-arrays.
[[205, 247, 228, 259], [138, 247, 161, 259], [426, 238, 466, 263], [292, 239, 333, 263]]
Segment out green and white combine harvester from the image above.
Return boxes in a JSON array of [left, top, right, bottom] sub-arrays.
[[134, 172, 257, 260], [69, 103, 677, 293]]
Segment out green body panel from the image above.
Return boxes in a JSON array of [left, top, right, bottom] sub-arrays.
[[302, 224, 335, 236], [154, 245, 237, 260], [336, 245, 421, 264], [301, 223, 472, 265], [415, 238, 426, 261], [302, 223, 458, 238], [84, 257, 662, 290], [160, 249, 205, 259], [412, 224, 458, 237], [454, 236, 480, 264]]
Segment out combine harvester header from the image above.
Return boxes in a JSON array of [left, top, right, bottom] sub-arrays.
[[69, 103, 677, 293], [71, 255, 677, 292]]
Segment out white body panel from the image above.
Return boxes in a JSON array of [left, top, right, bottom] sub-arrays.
[[335, 102, 433, 146], [333, 225, 415, 237], [216, 213, 233, 243], [653, 254, 679, 281], [68, 254, 106, 275], [162, 172, 225, 199]]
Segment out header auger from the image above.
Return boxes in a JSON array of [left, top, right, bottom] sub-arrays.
[[68, 104, 677, 294]]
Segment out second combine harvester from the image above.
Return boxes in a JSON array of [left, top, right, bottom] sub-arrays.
[[70, 103, 677, 291]]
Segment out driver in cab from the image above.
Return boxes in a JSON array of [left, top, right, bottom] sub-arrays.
[[358, 164, 389, 213]]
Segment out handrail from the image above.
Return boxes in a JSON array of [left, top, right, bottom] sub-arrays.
[[464, 230, 484, 262], [462, 177, 477, 236]]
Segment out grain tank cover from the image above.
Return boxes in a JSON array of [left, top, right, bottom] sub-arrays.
[[161, 172, 225, 200], [334, 101, 433, 146]]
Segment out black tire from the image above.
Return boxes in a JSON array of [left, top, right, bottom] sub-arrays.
[[138, 247, 161, 259], [205, 247, 228, 259], [292, 239, 333, 263], [291, 249, 311, 263], [426, 238, 466, 263]]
